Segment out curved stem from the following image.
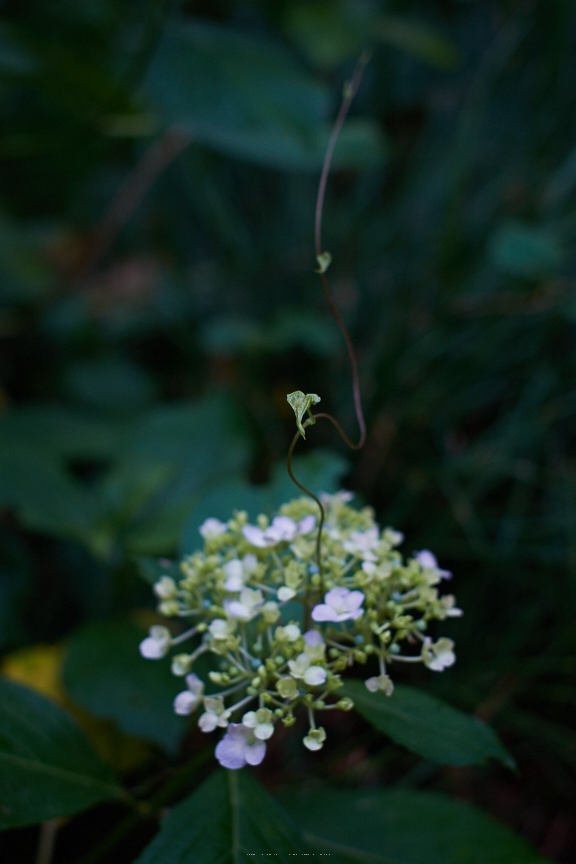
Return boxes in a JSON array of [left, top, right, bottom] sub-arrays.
[[315, 53, 369, 451], [318, 274, 366, 449], [287, 428, 325, 599]]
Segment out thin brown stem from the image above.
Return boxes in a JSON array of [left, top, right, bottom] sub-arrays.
[[315, 52, 370, 261], [314, 53, 369, 451], [35, 820, 60, 864]]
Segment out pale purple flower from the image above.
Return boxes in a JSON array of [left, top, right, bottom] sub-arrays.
[[199, 517, 228, 539], [214, 723, 266, 769], [303, 628, 325, 662], [311, 587, 365, 623], [173, 673, 204, 715], [342, 527, 380, 562], [416, 549, 451, 580], [241, 514, 316, 548]]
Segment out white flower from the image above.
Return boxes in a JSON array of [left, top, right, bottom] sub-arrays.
[[223, 559, 244, 591], [288, 653, 327, 686], [199, 517, 228, 539], [173, 673, 204, 715], [320, 490, 354, 504], [365, 674, 394, 695], [223, 587, 263, 622], [153, 576, 178, 600], [242, 708, 275, 740], [416, 550, 451, 580], [342, 527, 380, 562], [311, 587, 365, 623], [303, 726, 326, 751], [440, 595, 463, 617], [214, 723, 267, 769], [278, 586, 296, 602], [198, 696, 230, 731], [241, 514, 316, 548], [208, 618, 236, 640], [275, 624, 301, 642], [139, 625, 171, 659], [421, 637, 456, 671]]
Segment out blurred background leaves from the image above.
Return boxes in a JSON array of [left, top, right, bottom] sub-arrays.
[[0, 0, 576, 860]]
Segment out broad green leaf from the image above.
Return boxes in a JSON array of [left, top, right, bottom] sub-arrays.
[[64, 356, 158, 412], [180, 449, 349, 554], [343, 680, 514, 767], [103, 394, 251, 556], [62, 620, 189, 754], [488, 221, 564, 278], [376, 15, 459, 70], [0, 677, 123, 829], [135, 769, 308, 863], [280, 786, 549, 864], [0, 443, 96, 545], [285, 2, 459, 70], [144, 19, 384, 171], [0, 403, 120, 460]]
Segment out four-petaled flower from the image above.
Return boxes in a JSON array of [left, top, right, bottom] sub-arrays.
[[421, 637, 456, 671], [173, 673, 205, 715], [139, 625, 171, 659], [214, 723, 267, 769], [312, 587, 365, 623], [242, 708, 275, 740], [223, 555, 258, 591], [198, 696, 230, 731], [303, 726, 326, 751], [288, 653, 327, 686], [242, 515, 316, 548], [365, 674, 394, 695], [224, 587, 264, 622], [342, 527, 380, 562]]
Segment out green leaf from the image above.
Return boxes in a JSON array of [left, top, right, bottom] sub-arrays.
[[103, 394, 251, 556], [280, 786, 549, 864], [135, 769, 308, 864], [343, 680, 514, 768], [488, 221, 564, 278], [0, 442, 96, 545], [287, 390, 321, 438], [144, 19, 384, 171], [62, 620, 189, 754], [376, 15, 460, 70], [180, 449, 348, 554], [0, 403, 120, 461], [0, 676, 123, 829]]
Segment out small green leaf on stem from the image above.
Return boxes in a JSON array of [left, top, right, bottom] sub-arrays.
[[315, 251, 332, 273], [287, 391, 321, 439]]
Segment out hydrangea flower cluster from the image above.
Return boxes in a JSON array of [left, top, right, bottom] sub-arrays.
[[140, 491, 462, 769]]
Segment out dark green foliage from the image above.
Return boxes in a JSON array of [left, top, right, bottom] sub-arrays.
[[0, 0, 574, 860], [62, 620, 189, 753], [135, 769, 308, 864], [281, 786, 549, 864], [0, 678, 123, 829], [343, 680, 513, 768]]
